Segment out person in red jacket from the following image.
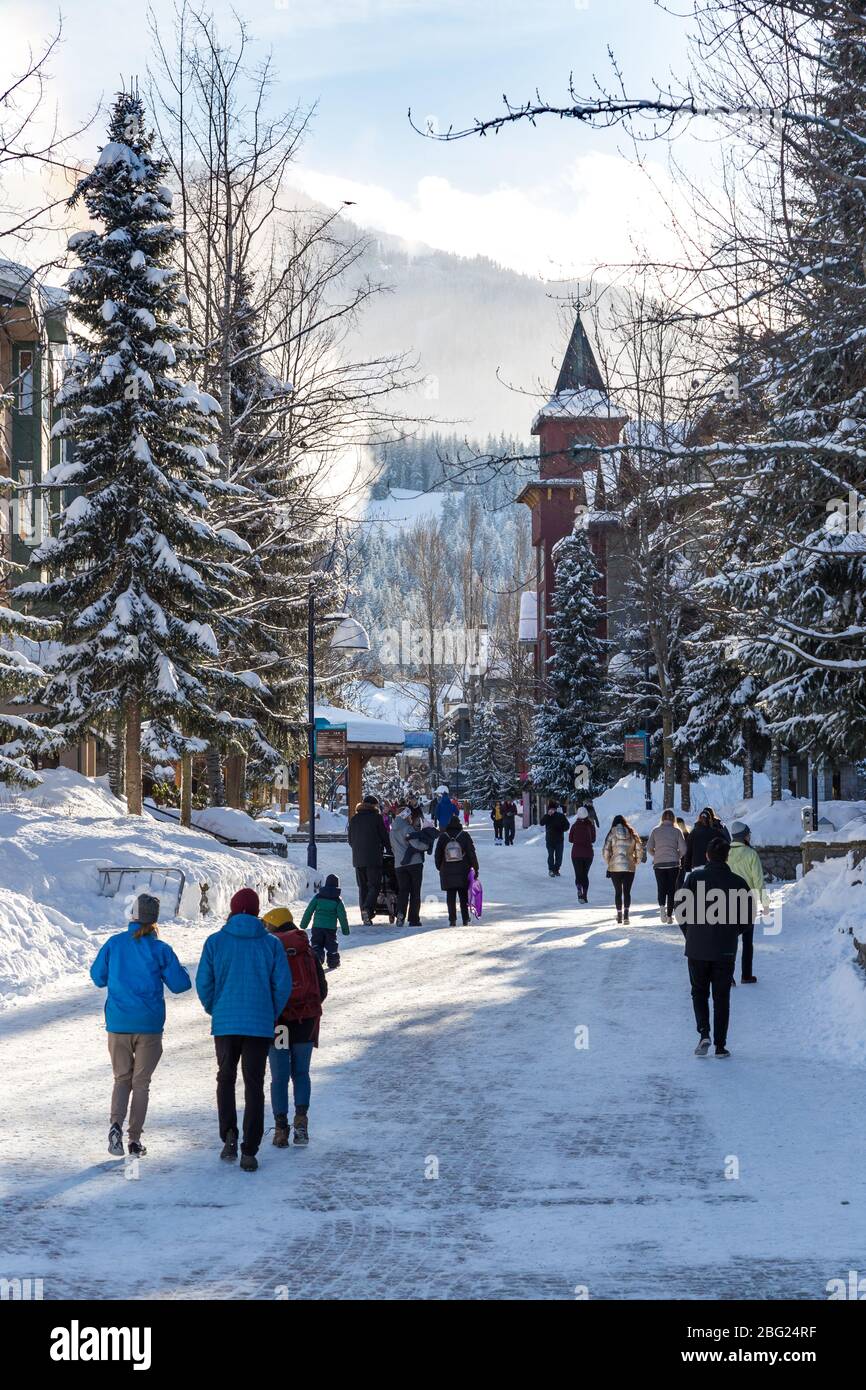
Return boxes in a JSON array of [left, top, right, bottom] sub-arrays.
[[569, 807, 596, 903], [263, 907, 328, 1148]]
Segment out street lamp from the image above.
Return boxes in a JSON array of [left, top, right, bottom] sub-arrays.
[[306, 587, 369, 871], [442, 726, 461, 799]]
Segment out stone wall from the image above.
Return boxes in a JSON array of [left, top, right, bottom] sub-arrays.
[[756, 845, 802, 882], [802, 838, 866, 876]]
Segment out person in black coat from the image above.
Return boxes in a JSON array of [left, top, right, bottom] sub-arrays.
[[347, 796, 391, 924], [501, 797, 518, 847], [683, 807, 730, 873], [540, 800, 570, 877], [434, 815, 480, 925], [674, 837, 753, 1057]]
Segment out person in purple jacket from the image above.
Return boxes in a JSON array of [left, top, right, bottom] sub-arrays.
[[90, 893, 191, 1159]]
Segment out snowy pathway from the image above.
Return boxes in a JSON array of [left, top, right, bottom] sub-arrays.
[[1, 825, 861, 1300]]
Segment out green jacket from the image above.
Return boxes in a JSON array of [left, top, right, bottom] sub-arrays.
[[727, 841, 769, 911], [299, 890, 350, 936]]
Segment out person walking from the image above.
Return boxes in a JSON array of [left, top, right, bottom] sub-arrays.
[[434, 814, 480, 925], [263, 907, 328, 1148], [540, 800, 570, 877], [568, 807, 596, 903], [683, 806, 730, 873], [646, 809, 687, 924], [195, 888, 292, 1172], [389, 804, 427, 926], [433, 785, 455, 831], [491, 800, 504, 843], [601, 815, 643, 923], [299, 873, 350, 969], [462, 799, 472, 827], [502, 796, 518, 847], [727, 821, 769, 984], [90, 893, 191, 1158], [675, 817, 691, 889], [348, 795, 391, 925], [675, 837, 753, 1057]]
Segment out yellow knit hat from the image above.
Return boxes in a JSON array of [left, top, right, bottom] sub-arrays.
[[263, 906, 295, 931]]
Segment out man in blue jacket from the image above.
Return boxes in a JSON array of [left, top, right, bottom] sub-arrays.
[[90, 893, 191, 1158], [195, 888, 292, 1172]]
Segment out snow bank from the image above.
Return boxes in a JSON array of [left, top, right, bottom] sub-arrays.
[[0, 769, 301, 1005]]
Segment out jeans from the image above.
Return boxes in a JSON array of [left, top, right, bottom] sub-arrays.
[[688, 959, 734, 1046], [739, 925, 754, 979], [610, 871, 635, 915], [214, 1035, 271, 1156], [395, 863, 423, 923], [572, 856, 592, 898], [355, 865, 382, 916], [446, 886, 469, 924], [546, 837, 564, 873], [269, 1040, 314, 1116], [654, 864, 679, 916], [107, 1032, 163, 1142]]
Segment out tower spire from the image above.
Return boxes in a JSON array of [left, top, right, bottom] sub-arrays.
[[555, 314, 606, 395]]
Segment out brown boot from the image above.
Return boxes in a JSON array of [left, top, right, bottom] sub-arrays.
[[273, 1115, 290, 1148], [292, 1112, 309, 1146]]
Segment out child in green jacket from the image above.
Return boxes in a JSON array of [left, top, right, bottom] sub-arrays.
[[300, 874, 350, 970]]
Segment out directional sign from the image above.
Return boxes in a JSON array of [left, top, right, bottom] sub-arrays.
[[624, 733, 649, 765], [315, 726, 347, 759]]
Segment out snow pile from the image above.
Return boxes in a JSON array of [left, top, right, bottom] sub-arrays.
[[0, 769, 300, 1005], [191, 805, 282, 844], [259, 804, 347, 833], [775, 855, 866, 1066]]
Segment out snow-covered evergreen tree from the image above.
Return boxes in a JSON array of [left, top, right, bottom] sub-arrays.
[[15, 92, 255, 813], [529, 526, 610, 798], [463, 700, 509, 806], [0, 607, 61, 784]]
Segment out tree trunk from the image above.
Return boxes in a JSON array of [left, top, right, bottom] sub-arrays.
[[108, 706, 125, 799], [680, 758, 691, 813], [743, 745, 754, 801], [770, 736, 782, 804], [125, 696, 143, 816], [180, 751, 192, 828], [206, 746, 225, 806], [224, 752, 246, 809], [662, 712, 675, 810]]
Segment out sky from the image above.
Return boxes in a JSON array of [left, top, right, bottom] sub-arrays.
[[4, 0, 717, 280]]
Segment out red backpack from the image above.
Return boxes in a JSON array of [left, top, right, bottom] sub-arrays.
[[276, 929, 322, 1024]]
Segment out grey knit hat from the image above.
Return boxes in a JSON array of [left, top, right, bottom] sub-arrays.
[[134, 893, 160, 925]]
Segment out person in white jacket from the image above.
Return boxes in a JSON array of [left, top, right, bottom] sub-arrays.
[[646, 809, 687, 924]]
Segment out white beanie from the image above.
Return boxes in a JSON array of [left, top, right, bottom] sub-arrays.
[[576, 806, 589, 819]]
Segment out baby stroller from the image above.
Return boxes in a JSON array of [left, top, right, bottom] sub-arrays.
[[372, 850, 400, 924]]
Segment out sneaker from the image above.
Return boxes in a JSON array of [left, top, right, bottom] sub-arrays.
[[127, 1140, 147, 1157], [108, 1123, 124, 1158], [273, 1116, 290, 1148], [240, 1152, 258, 1171], [741, 975, 758, 984], [694, 1037, 711, 1057], [715, 1045, 731, 1058], [220, 1127, 239, 1162], [293, 1114, 309, 1147]]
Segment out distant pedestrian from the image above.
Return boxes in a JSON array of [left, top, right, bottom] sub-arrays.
[[601, 815, 643, 923], [576, 799, 600, 828], [646, 809, 687, 924], [195, 888, 292, 1172], [540, 800, 570, 877], [348, 795, 391, 925], [569, 807, 596, 903], [462, 799, 472, 827], [389, 805, 427, 926], [675, 837, 753, 1058], [675, 817, 691, 888], [433, 785, 455, 831], [684, 806, 730, 873], [502, 796, 518, 846], [90, 893, 191, 1159], [491, 800, 504, 842], [727, 821, 769, 984], [299, 873, 350, 969], [434, 814, 480, 925], [263, 907, 328, 1148]]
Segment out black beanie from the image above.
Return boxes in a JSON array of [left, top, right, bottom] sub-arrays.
[[325, 873, 340, 889], [135, 893, 160, 925]]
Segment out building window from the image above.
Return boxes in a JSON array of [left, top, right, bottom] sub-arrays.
[[16, 468, 37, 544], [17, 350, 34, 414]]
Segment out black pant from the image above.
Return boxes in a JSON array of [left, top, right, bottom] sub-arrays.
[[504, 818, 516, 846], [610, 871, 635, 914], [654, 864, 679, 916], [493, 821, 503, 840], [688, 960, 734, 1046], [739, 925, 754, 979], [395, 864, 423, 923], [355, 865, 382, 916], [214, 1035, 271, 1156], [546, 837, 564, 873], [446, 886, 469, 924], [311, 926, 340, 967], [572, 856, 592, 898]]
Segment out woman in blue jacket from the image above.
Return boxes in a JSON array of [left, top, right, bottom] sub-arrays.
[[90, 893, 191, 1159]]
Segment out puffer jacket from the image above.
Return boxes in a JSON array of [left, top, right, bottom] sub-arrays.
[[727, 840, 769, 910], [389, 813, 426, 867], [602, 825, 642, 874], [195, 913, 292, 1038], [90, 924, 191, 1033], [646, 821, 687, 868], [298, 886, 350, 935]]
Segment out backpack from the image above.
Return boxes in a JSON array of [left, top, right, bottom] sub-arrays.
[[278, 935, 322, 1023], [444, 833, 465, 863]]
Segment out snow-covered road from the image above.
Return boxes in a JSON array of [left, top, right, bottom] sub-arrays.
[[1, 823, 862, 1300]]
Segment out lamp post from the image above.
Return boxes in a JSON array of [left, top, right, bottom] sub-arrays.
[[305, 587, 369, 871], [443, 727, 460, 798]]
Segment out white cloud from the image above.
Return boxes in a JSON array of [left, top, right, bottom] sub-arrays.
[[293, 152, 689, 279]]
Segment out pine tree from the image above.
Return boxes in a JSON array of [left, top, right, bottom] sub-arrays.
[[0, 607, 61, 784], [15, 92, 253, 813], [463, 700, 509, 806], [529, 526, 610, 798]]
